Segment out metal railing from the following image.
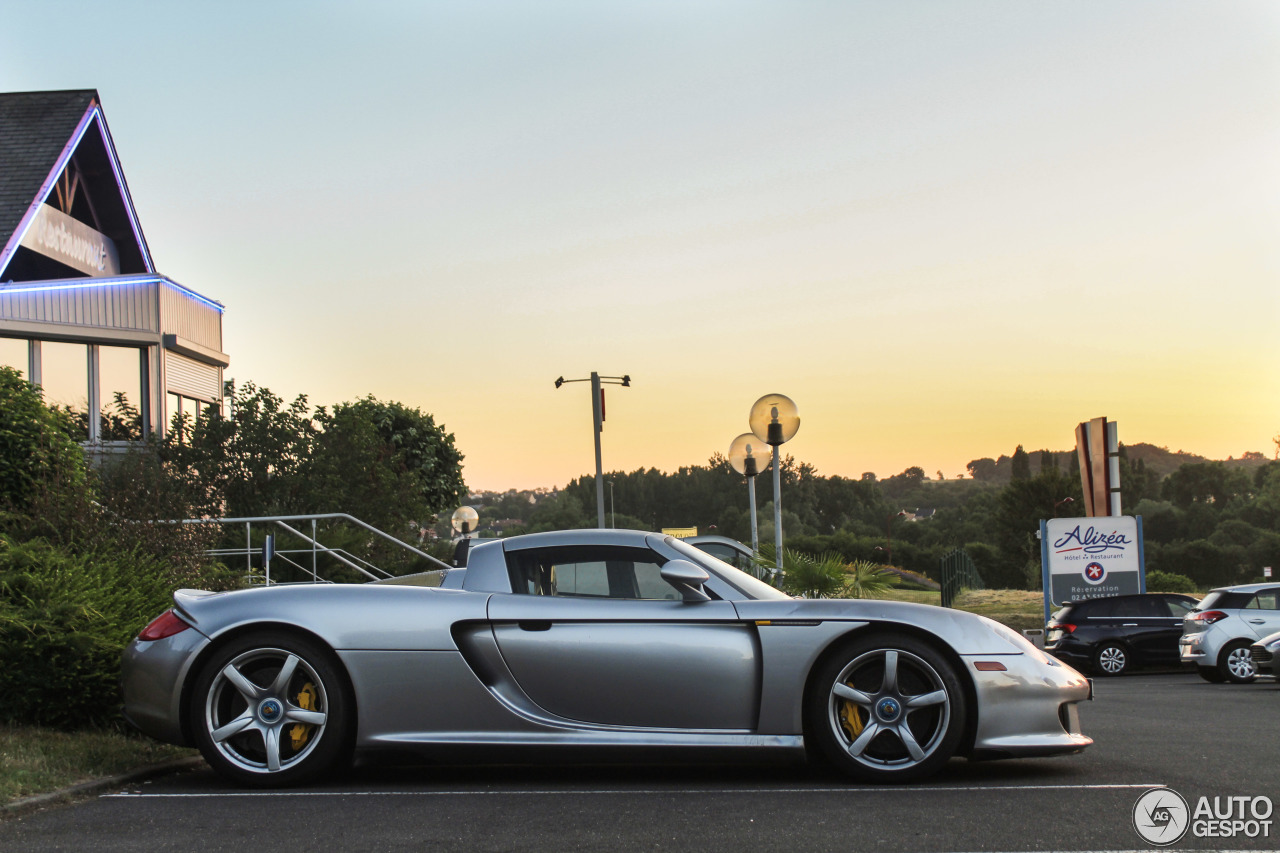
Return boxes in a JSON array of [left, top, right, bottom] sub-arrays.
[[183, 513, 452, 585]]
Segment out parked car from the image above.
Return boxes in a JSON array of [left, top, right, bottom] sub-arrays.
[[121, 529, 1092, 787], [1045, 593, 1198, 676], [1250, 629, 1280, 676], [1180, 583, 1280, 683], [684, 534, 759, 573]]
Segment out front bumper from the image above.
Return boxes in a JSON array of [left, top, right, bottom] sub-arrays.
[[1251, 643, 1276, 675], [963, 653, 1092, 759]]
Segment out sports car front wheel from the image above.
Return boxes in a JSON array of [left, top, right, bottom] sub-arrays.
[[806, 632, 966, 783], [189, 632, 352, 787]]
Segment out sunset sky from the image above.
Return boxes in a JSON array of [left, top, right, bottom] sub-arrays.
[[4, 2, 1278, 491]]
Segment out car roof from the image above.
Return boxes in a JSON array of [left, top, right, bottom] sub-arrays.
[[1207, 583, 1280, 594], [1069, 592, 1189, 604]]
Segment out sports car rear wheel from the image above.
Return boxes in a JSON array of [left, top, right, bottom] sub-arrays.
[[807, 632, 965, 783], [190, 632, 352, 786]]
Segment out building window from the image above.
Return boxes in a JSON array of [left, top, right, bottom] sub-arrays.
[[167, 391, 219, 442], [99, 345, 144, 440], [0, 338, 25, 378], [41, 340, 90, 441]]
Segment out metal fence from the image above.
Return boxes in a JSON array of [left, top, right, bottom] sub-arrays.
[[182, 513, 452, 585]]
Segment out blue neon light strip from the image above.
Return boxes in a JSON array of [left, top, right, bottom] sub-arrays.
[[94, 107, 155, 271], [0, 107, 99, 276], [0, 275, 225, 313], [0, 104, 156, 278]]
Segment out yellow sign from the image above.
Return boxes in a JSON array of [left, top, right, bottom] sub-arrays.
[[661, 527, 698, 538]]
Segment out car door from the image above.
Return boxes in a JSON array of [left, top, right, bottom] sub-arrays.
[[487, 542, 760, 730], [1241, 588, 1280, 639], [1123, 595, 1191, 665]]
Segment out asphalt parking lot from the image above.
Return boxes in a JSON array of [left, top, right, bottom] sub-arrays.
[[3, 672, 1277, 852]]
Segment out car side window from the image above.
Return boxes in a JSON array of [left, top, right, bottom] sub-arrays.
[[1131, 597, 1167, 618], [1087, 599, 1116, 618], [1247, 591, 1280, 611], [1163, 598, 1195, 617], [505, 545, 679, 601]]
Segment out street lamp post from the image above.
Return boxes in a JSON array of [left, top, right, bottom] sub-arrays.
[[609, 479, 616, 528], [555, 372, 630, 528], [728, 433, 773, 554], [749, 394, 800, 572], [450, 506, 479, 567], [885, 509, 907, 567]]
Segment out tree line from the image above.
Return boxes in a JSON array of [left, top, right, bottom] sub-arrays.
[[469, 444, 1280, 591]]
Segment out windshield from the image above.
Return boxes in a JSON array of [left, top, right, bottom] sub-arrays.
[[667, 537, 791, 601]]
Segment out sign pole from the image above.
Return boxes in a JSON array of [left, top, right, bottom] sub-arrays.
[[1041, 519, 1052, 625]]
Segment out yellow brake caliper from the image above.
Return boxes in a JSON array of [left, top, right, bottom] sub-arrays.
[[838, 681, 865, 739], [289, 683, 318, 750]]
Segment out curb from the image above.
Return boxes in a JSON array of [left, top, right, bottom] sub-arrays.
[[3, 755, 206, 818]]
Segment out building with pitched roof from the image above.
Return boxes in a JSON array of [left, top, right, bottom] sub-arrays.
[[0, 89, 228, 443]]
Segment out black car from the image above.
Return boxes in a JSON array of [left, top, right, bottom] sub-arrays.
[[1046, 593, 1199, 676]]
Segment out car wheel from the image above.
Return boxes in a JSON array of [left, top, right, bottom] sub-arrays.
[[806, 632, 966, 783], [1094, 643, 1128, 676], [190, 631, 352, 787], [1218, 641, 1258, 684], [1197, 666, 1225, 683]]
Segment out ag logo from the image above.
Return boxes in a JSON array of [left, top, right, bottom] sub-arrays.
[[1133, 787, 1189, 846], [1084, 562, 1107, 584]]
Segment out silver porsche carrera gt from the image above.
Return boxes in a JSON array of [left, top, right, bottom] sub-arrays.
[[121, 529, 1091, 786]]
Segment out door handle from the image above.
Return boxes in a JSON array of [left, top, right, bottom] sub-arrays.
[[1249, 619, 1266, 624], [1122, 623, 1138, 627], [517, 620, 552, 632]]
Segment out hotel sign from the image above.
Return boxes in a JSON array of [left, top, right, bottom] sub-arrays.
[[19, 203, 120, 277], [1041, 515, 1144, 606]]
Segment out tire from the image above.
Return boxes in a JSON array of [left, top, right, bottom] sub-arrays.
[[1218, 641, 1258, 684], [805, 632, 966, 783], [1197, 666, 1225, 683], [1093, 643, 1129, 677], [189, 631, 353, 787]]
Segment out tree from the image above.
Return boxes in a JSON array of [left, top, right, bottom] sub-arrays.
[[1160, 462, 1250, 509], [1010, 446, 1031, 481], [966, 458, 998, 482], [991, 467, 1083, 588], [308, 397, 465, 526], [164, 382, 316, 519], [0, 366, 87, 514]]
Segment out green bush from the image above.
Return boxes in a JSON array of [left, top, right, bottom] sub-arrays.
[[0, 366, 86, 515], [755, 547, 892, 599], [1144, 570, 1197, 593], [0, 535, 232, 729]]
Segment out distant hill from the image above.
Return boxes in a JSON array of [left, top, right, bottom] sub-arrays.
[[965, 443, 1271, 484]]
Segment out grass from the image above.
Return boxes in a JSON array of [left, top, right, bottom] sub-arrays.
[[879, 586, 1047, 631], [0, 725, 195, 806]]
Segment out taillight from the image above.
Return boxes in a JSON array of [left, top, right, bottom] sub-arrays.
[[1048, 623, 1076, 634], [138, 610, 191, 642], [1189, 610, 1227, 625]]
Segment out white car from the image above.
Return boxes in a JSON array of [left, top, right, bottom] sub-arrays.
[[1180, 583, 1280, 683]]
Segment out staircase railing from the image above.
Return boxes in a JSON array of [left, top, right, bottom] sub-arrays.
[[183, 513, 452, 585]]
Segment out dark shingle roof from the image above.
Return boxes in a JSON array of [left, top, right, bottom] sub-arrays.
[[0, 90, 98, 250]]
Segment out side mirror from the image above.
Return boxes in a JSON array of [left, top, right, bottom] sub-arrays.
[[660, 559, 711, 602]]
